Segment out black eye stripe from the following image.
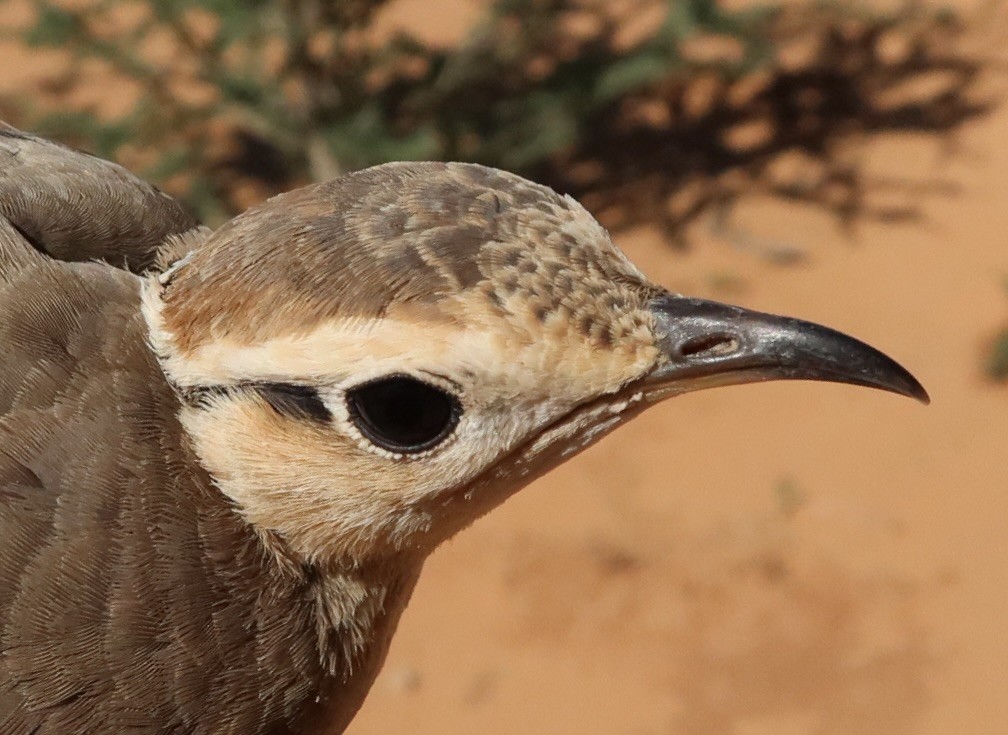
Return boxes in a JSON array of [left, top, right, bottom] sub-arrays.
[[179, 384, 231, 410], [256, 383, 332, 423], [180, 382, 332, 423], [346, 375, 461, 454]]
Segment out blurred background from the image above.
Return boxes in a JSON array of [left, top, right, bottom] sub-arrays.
[[1, 0, 1006, 732]]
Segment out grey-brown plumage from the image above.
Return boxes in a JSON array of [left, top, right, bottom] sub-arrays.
[[0, 189, 401, 734], [0, 124, 198, 271], [0, 125, 927, 734], [0, 132, 423, 734]]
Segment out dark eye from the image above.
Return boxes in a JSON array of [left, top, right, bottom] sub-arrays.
[[346, 375, 461, 454]]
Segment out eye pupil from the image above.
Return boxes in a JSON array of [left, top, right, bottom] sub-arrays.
[[347, 376, 460, 453]]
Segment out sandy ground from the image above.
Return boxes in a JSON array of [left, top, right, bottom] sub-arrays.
[[2, 0, 1007, 733]]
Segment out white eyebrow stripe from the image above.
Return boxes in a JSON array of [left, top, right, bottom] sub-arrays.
[[154, 316, 500, 387]]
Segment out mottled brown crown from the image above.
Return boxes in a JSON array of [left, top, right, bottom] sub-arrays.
[[159, 161, 656, 354]]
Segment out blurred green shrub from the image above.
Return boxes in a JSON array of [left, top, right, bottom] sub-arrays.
[[986, 279, 1008, 382], [986, 330, 1008, 382], [1, 0, 992, 233]]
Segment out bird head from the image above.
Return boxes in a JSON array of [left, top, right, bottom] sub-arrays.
[[142, 162, 926, 564]]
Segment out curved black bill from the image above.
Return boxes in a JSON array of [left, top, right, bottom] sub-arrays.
[[648, 294, 929, 404]]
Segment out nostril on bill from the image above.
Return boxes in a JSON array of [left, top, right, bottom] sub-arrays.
[[678, 334, 740, 359]]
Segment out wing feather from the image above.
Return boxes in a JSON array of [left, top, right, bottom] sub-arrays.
[[0, 123, 200, 273]]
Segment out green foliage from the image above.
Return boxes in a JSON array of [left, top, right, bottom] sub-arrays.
[[2, 0, 990, 232], [24, 4, 78, 46], [986, 279, 1008, 382], [986, 330, 1008, 382], [30, 110, 135, 159], [774, 476, 806, 520]]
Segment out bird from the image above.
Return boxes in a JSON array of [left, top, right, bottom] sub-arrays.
[[0, 122, 928, 734]]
